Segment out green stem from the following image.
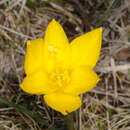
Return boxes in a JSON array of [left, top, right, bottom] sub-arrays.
[[65, 113, 75, 130]]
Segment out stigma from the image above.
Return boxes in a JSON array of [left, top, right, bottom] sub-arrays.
[[48, 67, 71, 88]]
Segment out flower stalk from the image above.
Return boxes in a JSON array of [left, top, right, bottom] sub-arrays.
[[65, 113, 75, 130]]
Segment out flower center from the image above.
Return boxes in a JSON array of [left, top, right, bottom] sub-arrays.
[[48, 67, 71, 88]]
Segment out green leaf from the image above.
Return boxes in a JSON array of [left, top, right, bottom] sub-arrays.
[[0, 97, 53, 128]]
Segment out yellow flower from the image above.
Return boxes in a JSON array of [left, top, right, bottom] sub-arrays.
[[20, 19, 102, 115]]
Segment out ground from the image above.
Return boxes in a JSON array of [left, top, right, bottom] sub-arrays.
[[0, 0, 130, 130]]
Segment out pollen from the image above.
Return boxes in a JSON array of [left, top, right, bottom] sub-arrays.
[[48, 67, 71, 88]]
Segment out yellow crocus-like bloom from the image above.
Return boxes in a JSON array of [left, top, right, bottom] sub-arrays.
[[20, 19, 102, 115]]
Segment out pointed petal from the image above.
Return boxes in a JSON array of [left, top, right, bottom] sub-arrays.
[[44, 19, 68, 47], [44, 93, 81, 115], [64, 67, 100, 95], [20, 71, 56, 95], [24, 38, 44, 75], [70, 27, 102, 68], [43, 19, 70, 72]]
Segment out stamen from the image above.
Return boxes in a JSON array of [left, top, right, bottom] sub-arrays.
[[48, 67, 71, 88]]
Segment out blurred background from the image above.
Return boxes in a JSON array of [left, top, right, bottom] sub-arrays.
[[0, 0, 130, 130]]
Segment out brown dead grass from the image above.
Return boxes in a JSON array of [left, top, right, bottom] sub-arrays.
[[0, 0, 130, 130]]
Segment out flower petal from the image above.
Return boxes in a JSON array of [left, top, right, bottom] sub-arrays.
[[64, 66, 100, 95], [43, 19, 70, 72], [70, 27, 102, 68], [44, 93, 81, 115], [20, 71, 55, 95], [24, 38, 44, 75], [44, 19, 68, 46]]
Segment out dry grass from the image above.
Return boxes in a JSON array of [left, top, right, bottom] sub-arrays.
[[0, 0, 130, 129]]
